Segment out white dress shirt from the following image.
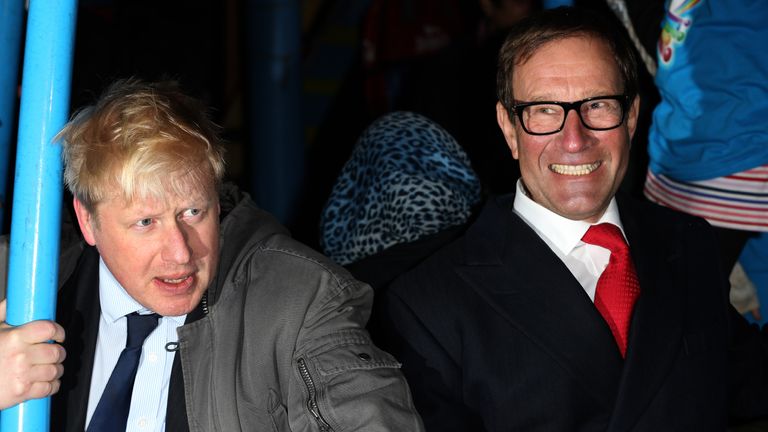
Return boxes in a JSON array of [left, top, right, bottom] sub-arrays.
[[512, 180, 629, 301], [86, 258, 186, 432]]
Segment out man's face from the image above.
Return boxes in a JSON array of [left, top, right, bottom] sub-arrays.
[[496, 36, 639, 222], [74, 181, 220, 316]]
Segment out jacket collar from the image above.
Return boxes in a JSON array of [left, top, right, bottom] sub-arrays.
[[208, 184, 288, 307]]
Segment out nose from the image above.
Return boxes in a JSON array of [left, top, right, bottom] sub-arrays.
[[559, 109, 591, 152], [161, 222, 192, 264]]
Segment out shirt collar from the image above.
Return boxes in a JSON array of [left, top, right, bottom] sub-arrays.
[[512, 179, 626, 255], [98, 257, 186, 325]]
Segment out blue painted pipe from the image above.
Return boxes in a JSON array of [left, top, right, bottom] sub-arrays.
[[1, 0, 78, 430], [0, 0, 24, 231], [245, 0, 303, 225], [543, 0, 574, 8]]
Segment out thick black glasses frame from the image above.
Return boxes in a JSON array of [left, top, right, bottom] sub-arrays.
[[511, 94, 630, 136]]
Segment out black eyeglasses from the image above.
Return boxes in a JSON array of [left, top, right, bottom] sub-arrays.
[[511, 95, 630, 136]]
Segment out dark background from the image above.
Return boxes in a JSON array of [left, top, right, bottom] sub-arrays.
[[3, 0, 664, 250]]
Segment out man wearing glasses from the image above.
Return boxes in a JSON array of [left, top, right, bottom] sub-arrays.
[[377, 7, 768, 431]]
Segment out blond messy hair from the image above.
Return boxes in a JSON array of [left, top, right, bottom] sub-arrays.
[[59, 78, 225, 213]]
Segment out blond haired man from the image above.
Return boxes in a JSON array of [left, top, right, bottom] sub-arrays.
[[50, 79, 423, 431]]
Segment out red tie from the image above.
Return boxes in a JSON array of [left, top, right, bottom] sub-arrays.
[[582, 223, 641, 358]]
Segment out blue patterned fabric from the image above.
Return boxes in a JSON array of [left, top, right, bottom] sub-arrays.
[[649, 0, 768, 181], [320, 111, 481, 265]]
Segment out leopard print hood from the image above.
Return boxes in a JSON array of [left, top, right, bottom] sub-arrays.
[[319, 111, 481, 265]]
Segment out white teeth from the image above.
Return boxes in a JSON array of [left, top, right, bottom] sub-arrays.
[[549, 161, 601, 176], [163, 276, 187, 283]]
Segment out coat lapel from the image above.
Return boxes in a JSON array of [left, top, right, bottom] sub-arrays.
[[607, 197, 685, 431], [456, 197, 624, 410], [165, 293, 207, 432], [52, 246, 101, 432]]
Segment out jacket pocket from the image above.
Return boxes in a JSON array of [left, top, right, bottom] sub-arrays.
[[267, 388, 291, 432], [311, 337, 401, 375], [298, 357, 335, 432], [297, 330, 416, 431], [236, 388, 290, 432]]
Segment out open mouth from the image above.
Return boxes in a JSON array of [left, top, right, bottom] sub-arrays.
[[161, 275, 190, 284], [549, 161, 601, 176], [154, 273, 195, 291]]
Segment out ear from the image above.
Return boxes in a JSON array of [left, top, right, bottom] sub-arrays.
[[496, 101, 520, 160], [73, 198, 97, 246], [626, 95, 641, 139]]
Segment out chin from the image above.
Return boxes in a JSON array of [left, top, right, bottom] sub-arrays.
[[154, 296, 202, 317], [571, 206, 608, 222], [554, 200, 603, 221]]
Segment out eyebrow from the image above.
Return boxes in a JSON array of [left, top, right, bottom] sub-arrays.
[[127, 195, 213, 216], [518, 91, 621, 103]]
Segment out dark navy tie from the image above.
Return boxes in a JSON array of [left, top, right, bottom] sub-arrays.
[[87, 312, 160, 431]]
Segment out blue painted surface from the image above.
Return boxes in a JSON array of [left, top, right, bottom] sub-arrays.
[[741, 234, 768, 326], [543, 0, 574, 8], [302, 0, 372, 143], [245, 0, 303, 225], [0, 0, 24, 231], [2, 0, 78, 430]]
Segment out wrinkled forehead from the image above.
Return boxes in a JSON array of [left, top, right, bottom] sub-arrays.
[[513, 36, 622, 98]]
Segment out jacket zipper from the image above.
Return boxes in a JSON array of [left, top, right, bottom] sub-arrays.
[[201, 291, 209, 315], [297, 358, 334, 432]]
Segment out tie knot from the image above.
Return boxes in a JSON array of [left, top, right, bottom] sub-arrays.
[[126, 312, 160, 349], [582, 223, 628, 253]]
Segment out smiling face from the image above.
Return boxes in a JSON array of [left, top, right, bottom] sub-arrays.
[[496, 35, 639, 222], [74, 178, 220, 316]]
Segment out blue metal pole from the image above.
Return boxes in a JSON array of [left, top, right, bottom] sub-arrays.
[[1, 0, 77, 430], [543, 0, 574, 8], [0, 0, 24, 232], [245, 0, 303, 225]]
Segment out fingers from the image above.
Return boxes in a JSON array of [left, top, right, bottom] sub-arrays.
[[22, 377, 62, 401], [0, 312, 66, 344], [0, 344, 66, 409], [0, 299, 64, 343], [26, 341, 67, 366], [0, 315, 66, 409], [26, 362, 65, 385], [18, 320, 66, 344]]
